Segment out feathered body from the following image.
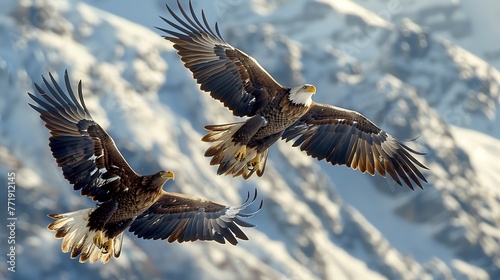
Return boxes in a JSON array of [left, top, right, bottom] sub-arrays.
[[29, 71, 261, 263], [202, 85, 314, 178]]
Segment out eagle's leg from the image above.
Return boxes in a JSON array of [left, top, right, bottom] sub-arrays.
[[93, 233, 113, 253], [101, 218, 133, 254], [93, 231, 105, 249], [232, 116, 267, 160], [101, 239, 114, 254], [247, 132, 282, 171], [235, 145, 247, 161], [87, 201, 118, 249], [248, 153, 261, 171]]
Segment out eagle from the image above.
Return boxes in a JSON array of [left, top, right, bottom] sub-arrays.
[[28, 70, 262, 264], [158, 1, 428, 190]]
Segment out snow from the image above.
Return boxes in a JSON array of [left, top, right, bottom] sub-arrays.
[[450, 126, 500, 196], [453, 259, 489, 280], [351, 0, 500, 70], [1, 0, 500, 279]]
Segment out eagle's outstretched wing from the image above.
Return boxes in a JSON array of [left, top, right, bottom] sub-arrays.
[[283, 103, 428, 190], [129, 190, 262, 245], [158, 0, 283, 117], [28, 70, 140, 202]]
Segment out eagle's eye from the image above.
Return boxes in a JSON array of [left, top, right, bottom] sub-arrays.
[[302, 85, 307, 90]]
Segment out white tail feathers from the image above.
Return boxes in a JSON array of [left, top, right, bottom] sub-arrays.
[[47, 208, 123, 263], [202, 123, 269, 179]]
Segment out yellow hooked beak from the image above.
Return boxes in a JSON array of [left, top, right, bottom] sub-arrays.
[[162, 171, 175, 180], [304, 85, 316, 94]]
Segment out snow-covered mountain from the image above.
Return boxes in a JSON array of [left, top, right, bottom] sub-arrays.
[[351, 0, 500, 71], [0, 0, 499, 279]]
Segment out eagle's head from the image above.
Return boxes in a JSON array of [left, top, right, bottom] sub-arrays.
[[153, 170, 175, 183], [289, 84, 316, 107], [147, 170, 175, 190]]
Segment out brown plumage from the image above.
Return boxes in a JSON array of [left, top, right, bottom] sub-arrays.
[[159, 1, 428, 190], [28, 71, 262, 263]]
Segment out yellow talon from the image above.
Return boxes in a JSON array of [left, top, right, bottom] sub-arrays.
[[248, 153, 261, 171], [102, 239, 114, 254], [93, 231, 104, 248], [234, 145, 247, 161]]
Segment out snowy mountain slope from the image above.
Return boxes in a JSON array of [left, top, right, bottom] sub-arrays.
[[380, 20, 500, 138], [451, 126, 500, 195], [351, 0, 500, 70], [1, 0, 499, 279]]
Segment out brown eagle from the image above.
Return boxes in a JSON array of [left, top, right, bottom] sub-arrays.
[[28, 71, 262, 263], [158, 1, 428, 190]]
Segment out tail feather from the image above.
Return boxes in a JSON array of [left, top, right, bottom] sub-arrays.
[[202, 123, 268, 179], [47, 208, 122, 263], [114, 232, 124, 258], [257, 149, 269, 177]]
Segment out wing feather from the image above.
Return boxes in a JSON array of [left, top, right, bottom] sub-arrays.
[[158, 1, 283, 117], [283, 103, 428, 190], [129, 190, 262, 245], [28, 70, 139, 202]]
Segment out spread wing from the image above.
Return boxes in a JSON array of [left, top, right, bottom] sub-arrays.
[[158, 0, 283, 117], [282, 103, 428, 190], [129, 190, 262, 245], [28, 70, 140, 202]]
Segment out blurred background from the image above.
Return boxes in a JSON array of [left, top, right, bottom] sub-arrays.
[[1, 0, 499, 279]]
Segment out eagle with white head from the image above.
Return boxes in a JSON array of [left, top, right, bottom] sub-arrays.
[[159, 1, 428, 190]]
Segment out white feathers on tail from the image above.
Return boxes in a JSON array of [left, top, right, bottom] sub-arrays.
[[47, 208, 123, 263], [202, 122, 268, 179]]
